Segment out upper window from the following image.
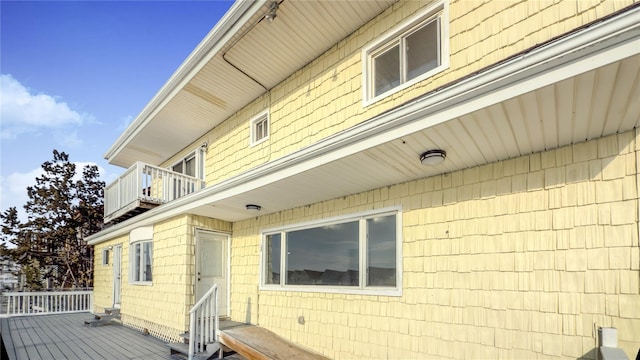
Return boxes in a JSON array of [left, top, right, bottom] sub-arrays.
[[362, 1, 448, 105], [261, 208, 401, 296], [250, 110, 270, 146], [171, 147, 205, 180]]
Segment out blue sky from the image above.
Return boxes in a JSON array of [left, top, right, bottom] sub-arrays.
[[1, 0, 233, 218]]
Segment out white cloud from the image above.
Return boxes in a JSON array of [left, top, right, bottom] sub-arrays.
[[0, 168, 43, 219], [116, 115, 134, 132], [0, 74, 94, 139], [0, 162, 106, 221], [54, 130, 84, 148]]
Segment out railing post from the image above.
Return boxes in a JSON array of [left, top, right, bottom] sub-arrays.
[[215, 286, 219, 342], [188, 311, 195, 360], [136, 163, 142, 199]]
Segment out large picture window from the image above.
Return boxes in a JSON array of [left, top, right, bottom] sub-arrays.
[[262, 209, 401, 295], [362, 1, 448, 105]]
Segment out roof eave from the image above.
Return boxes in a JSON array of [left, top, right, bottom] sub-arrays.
[[103, 0, 267, 166]]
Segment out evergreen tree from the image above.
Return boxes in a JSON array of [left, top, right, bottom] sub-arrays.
[[0, 150, 104, 289]]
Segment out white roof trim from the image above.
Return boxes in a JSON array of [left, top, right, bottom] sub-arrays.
[[88, 6, 640, 245], [104, 0, 267, 164]]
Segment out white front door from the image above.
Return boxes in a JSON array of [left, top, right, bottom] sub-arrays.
[[113, 245, 122, 308], [196, 231, 229, 317]]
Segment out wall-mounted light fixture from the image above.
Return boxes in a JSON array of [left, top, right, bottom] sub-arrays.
[[420, 149, 446, 165], [264, 2, 279, 23], [246, 204, 262, 211]]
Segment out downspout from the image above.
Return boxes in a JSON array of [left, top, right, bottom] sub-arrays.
[[221, 0, 286, 93], [636, 127, 640, 273]]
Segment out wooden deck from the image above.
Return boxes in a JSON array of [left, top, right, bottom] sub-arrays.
[[1, 312, 168, 360], [219, 325, 329, 360]]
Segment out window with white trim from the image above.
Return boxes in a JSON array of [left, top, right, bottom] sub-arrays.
[[130, 241, 153, 283], [262, 209, 401, 295], [171, 147, 205, 180], [362, 1, 448, 104], [129, 226, 153, 285], [102, 249, 109, 266], [250, 110, 269, 146]]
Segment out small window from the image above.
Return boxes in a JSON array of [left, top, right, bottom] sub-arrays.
[[250, 110, 270, 146], [261, 208, 402, 296], [102, 249, 110, 266], [363, 1, 448, 104], [130, 241, 153, 284]]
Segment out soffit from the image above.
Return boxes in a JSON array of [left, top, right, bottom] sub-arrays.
[[189, 53, 640, 222], [108, 0, 397, 168]]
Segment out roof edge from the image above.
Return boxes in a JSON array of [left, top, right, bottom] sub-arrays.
[[103, 0, 267, 165]]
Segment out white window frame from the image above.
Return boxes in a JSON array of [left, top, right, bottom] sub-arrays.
[[102, 248, 109, 266], [259, 207, 402, 296], [170, 146, 205, 180], [129, 226, 153, 285], [249, 109, 270, 146], [362, 0, 449, 106]]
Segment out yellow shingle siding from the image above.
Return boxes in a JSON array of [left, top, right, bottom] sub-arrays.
[[92, 236, 126, 312], [230, 131, 640, 359], [122, 215, 232, 341], [193, 0, 636, 187], [92, 212, 232, 341]]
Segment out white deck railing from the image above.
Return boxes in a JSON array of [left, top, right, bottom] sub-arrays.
[[104, 162, 204, 219], [1, 290, 93, 317], [188, 284, 219, 360]]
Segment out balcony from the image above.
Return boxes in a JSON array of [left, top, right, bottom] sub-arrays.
[[104, 162, 204, 224]]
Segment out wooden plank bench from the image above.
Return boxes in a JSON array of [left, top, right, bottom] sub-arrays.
[[218, 325, 329, 360]]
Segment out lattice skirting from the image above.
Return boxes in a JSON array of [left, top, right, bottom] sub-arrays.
[[121, 314, 183, 343]]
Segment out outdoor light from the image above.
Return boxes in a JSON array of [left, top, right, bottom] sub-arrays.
[[420, 149, 446, 165], [246, 204, 262, 211], [264, 2, 279, 23]]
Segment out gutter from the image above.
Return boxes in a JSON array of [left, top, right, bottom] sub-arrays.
[[87, 5, 640, 245], [103, 0, 267, 165]]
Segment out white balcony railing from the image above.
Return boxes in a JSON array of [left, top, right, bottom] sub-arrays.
[[1, 290, 93, 317], [104, 162, 204, 221]]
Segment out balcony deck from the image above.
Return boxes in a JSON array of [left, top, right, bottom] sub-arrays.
[[104, 162, 204, 225], [1, 312, 167, 360]]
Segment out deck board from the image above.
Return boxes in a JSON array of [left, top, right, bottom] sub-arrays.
[[219, 325, 329, 360], [1, 313, 168, 360]]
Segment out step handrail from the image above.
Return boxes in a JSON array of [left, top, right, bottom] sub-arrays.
[[188, 284, 218, 360]]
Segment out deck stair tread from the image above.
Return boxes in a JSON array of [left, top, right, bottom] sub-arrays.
[[83, 308, 121, 327], [218, 325, 329, 360], [167, 342, 221, 360], [104, 307, 120, 316]]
